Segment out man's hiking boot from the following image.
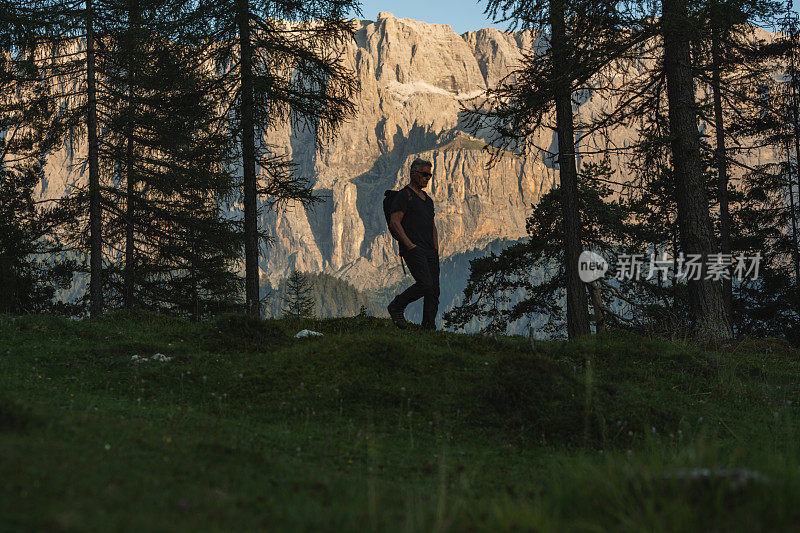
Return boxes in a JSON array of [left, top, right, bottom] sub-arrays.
[[387, 303, 408, 329]]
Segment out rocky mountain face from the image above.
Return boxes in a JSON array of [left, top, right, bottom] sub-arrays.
[[259, 13, 562, 292], [32, 13, 775, 325], [34, 13, 558, 293]]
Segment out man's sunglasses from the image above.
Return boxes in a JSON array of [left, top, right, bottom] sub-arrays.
[[414, 170, 433, 178]]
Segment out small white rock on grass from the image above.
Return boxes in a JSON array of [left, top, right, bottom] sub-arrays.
[[294, 329, 323, 338], [130, 353, 173, 363]]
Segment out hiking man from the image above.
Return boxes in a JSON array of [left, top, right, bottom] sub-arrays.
[[387, 158, 439, 330]]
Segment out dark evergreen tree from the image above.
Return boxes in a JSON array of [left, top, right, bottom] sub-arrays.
[[25, 0, 126, 316], [688, 0, 784, 319], [27, 0, 245, 318], [658, 0, 734, 341], [0, 1, 74, 313], [781, 1, 800, 314], [281, 269, 314, 319], [590, 0, 786, 340], [722, 2, 800, 340], [194, 0, 361, 317], [466, 0, 795, 342], [468, 0, 660, 339], [444, 162, 683, 337], [97, 0, 244, 319]]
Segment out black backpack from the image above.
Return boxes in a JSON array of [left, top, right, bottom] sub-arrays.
[[384, 186, 412, 274]]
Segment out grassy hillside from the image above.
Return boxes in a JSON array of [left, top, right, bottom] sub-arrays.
[[1, 312, 799, 530]]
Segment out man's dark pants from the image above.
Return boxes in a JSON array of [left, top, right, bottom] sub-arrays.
[[390, 246, 440, 328]]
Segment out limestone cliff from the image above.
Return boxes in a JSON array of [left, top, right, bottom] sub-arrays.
[[260, 13, 557, 291], [30, 13, 773, 297]]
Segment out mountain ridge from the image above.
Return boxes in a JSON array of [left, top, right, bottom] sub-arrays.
[[29, 13, 777, 300]]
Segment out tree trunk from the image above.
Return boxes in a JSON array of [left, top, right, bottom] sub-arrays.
[[124, 133, 135, 308], [791, 23, 800, 304], [662, 0, 733, 342], [191, 232, 199, 321], [123, 9, 140, 310], [711, 18, 733, 318], [124, 42, 136, 309], [672, 232, 678, 315], [87, 0, 102, 317], [787, 144, 800, 286], [237, 0, 260, 317], [550, 0, 591, 339], [588, 281, 605, 331]]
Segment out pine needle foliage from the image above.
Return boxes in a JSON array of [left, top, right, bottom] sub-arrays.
[[281, 269, 315, 319]]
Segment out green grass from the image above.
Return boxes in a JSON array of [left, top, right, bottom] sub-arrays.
[[436, 136, 488, 151], [434, 135, 508, 154], [1, 311, 799, 531]]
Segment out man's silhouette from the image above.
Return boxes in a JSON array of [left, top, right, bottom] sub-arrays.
[[387, 158, 439, 330]]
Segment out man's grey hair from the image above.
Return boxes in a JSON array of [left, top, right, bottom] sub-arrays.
[[410, 158, 432, 173]]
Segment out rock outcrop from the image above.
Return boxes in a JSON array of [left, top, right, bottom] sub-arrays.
[[257, 13, 556, 290], [31, 13, 774, 296]]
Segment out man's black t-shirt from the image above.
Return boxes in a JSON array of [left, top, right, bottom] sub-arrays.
[[390, 185, 435, 254]]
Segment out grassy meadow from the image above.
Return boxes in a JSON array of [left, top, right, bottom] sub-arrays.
[[1, 311, 799, 531]]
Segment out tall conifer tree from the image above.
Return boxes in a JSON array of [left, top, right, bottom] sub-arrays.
[[661, 0, 733, 341], [1, 0, 73, 313], [28, 0, 245, 317], [281, 269, 315, 319], [97, 0, 243, 317], [195, 0, 360, 317], [466, 0, 657, 339]]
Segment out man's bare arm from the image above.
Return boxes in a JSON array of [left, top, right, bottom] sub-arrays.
[[433, 222, 438, 251], [390, 211, 416, 250]]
